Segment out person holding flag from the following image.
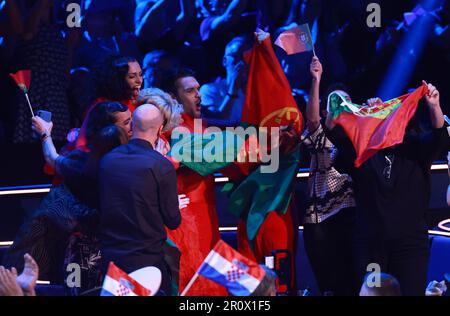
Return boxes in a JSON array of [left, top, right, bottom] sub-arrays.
[[299, 56, 357, 296], [230, 29, 303, 294], [325, 81, 449, 296]]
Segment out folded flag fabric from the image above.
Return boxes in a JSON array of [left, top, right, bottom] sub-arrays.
[[101, 262, 152, 296], [274, 23, 314, 55], [10, 70, 31, 93], [327, 83, 429, 167], [197, 240, 266, 296]]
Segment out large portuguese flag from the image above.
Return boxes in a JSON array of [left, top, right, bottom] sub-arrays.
[[328, 83, 429, 167], [225, 35, 304, 241]]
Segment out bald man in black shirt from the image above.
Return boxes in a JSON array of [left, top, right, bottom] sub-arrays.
[[99, 104, 181, 295]]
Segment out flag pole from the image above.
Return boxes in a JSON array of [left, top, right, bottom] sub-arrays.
[[24, 92, 35, 117], [180, 273, 199, 296], [312, 44, 316, 57]]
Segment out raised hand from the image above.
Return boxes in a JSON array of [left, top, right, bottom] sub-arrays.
[[0, 266, 24, 296], [422, 80, 440, 108], [366, 97, 383, 107], [16, 253, 38, 296], [178, 194, 190, 210], [31, 116, 53, 136], [310, 56, 323, 82], [255, 28, 269, 43]]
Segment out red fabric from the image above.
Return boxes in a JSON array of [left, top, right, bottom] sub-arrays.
[[10, 70, 31, 91], [238, 35, 301, 291], [242, 36, 304, 133], [165, 113, 227, 296], [334, 84, 428, 167], [237, 206, 296, 290]]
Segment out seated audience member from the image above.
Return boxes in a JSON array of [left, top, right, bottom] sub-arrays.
[[142, 50, 180, 89], [359, 273, 401, 296]]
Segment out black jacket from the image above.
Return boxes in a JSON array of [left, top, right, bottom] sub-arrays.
[[99, 138, 181, 273]]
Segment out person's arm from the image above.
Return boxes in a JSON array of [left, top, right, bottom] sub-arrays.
[[207, 0, 248, 38], [306, 56, 323, 132], [135, 0, 175, 44], [159, 166, 181, 230], [172, 0, 196, 41], [32, 116, 59, 168], [417, 82, 448, 165], [423, 80, 444, 129]]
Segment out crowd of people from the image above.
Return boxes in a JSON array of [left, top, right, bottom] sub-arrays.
[[0, 0, 449, 296]]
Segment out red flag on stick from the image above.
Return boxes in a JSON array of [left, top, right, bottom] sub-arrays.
[[10, 70, 34, 117]]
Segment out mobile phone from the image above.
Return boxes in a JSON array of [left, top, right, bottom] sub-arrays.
[[32, 110, 52, 139], [37, 110, 52, 122]]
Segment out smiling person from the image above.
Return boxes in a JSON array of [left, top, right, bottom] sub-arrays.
[[73, 55, 141, 150]]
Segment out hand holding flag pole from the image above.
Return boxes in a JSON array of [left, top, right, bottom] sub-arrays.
[[10, 70, 34, 117], [275, 23, 316, 56]]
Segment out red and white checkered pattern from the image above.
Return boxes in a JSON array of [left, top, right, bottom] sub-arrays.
[[226, 265, 245, 282], [116, 284, 131, 296]]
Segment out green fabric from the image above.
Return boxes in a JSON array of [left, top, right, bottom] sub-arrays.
[[169, 130, 248, 176], [224, 146, 300, 241], [328, 91, 402, 120]]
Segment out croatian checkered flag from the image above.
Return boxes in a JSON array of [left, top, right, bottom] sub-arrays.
[[181, 240, 266, 296], [101, 262, 152, 296]]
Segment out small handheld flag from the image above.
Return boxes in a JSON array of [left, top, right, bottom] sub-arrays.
[[10, 70, 34, 117], [100, 262, 154, 296], [275, 23, 315, 56], [181, 240, 266, 296]]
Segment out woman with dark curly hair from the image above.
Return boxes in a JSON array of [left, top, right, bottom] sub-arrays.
[[94, 55, 143, 110], [2, 102, 129, 295], [71, 55, 141, 150]]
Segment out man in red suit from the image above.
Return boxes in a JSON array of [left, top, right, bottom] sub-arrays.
[[161, 68, 228, 296]]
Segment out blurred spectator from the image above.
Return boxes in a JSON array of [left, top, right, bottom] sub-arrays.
[[142, 49, 179, 89], [199, 35, 251, 126], [2, 0, 71, 143], [73, 0, 141, 69], [135, 0, 196, 50], [198, 0, 255, 79], [359, 273, 401, 296], [68, 67, 95, 128]]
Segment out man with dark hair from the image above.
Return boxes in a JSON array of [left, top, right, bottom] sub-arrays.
[[159, 68, 229, 295], [99, 104, 181, 296]]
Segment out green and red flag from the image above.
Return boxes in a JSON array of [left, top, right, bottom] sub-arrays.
[[327, 83, 429, 167], [274, 23, 315, 55], [226, 35, 304, 241]]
